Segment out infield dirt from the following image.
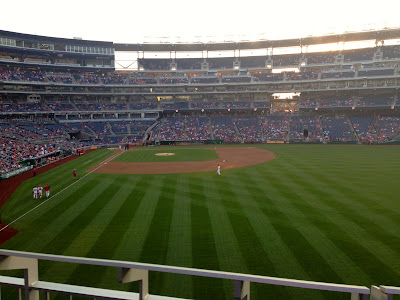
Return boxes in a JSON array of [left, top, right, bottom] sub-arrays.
[[89, 147, 275, 174]]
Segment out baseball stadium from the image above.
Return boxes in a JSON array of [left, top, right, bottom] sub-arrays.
[[0, 4, 400, 299]]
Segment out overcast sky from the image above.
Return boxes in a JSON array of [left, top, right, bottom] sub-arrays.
[[1, 0, 399, 43]]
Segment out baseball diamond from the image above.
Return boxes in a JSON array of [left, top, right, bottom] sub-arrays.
[[88, 147, 276, 174], [0, 145, 400, 300], [1, 24, 400, 300]]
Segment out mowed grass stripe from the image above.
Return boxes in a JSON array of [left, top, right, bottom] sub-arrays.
[[189, 179, 224, 299], [1, 149, 113, 222], [256, 160, 369, 284], [224, 172, 324, 300], [205, 177, 248, 299], [39, 177, 133, 285], [244, 164, 345, 284], [94, 176, 154, 291], [63, 177, 146, 288], [162, 176, 193, 299], [111, 175, 162, 262], [12, 179, 115, 281], [138, 176, 176, 297], [34, 178, 120, 257], [277, 156, 400, 275], [220, 176, 291, 300], [290, 153, 400, 223], [273, 159, 400, 282], [3, 178, 103, 250]]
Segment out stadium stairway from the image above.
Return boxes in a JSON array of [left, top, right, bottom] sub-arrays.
[[209, 118, 215, 139], [84, 125, 97, 137], [317, 116, 328, 144], [144, 121, 159, 137], [347, 116, 361, 144], [233, 119, 240, 140], [107, 122, 115, 136]]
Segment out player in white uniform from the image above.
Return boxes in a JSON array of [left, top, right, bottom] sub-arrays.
[[217, 164, 221, 175], [38, 184, 43, 199], [33, 186, 38, 199]]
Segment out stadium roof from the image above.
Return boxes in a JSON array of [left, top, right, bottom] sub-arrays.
[[115, 27, 400, 52]]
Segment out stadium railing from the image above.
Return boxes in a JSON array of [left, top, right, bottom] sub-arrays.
[[0, 249, 370, 300], [370, 285, 400, 300]]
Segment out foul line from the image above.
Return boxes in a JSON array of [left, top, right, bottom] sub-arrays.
[[82, 159, 93, 165], [0, 151, 124, 232]]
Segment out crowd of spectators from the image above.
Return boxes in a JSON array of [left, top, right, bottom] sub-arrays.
[[365, 116, 400, 143], [382, 45, 400, 60], [161, 102, 189, 110], [321, 71, 355, 79], [211, 116, 240, 142], [191, 76, 219, 84], [185, 117, 210, 141], [158, 118, 185, 140], [235, 117, 260, 142], [321, 116, 356, 142], [272, 54, 301, 66], [306, 53, 337, 65], [354, 95, 394, 106], [109, 122, 129, 134], [102, 103, 128, 110], [285, 71, 319, 81], [289, 116, 323, 141], [260, 116, 289, 141], [349, 116, 374, 143], [299, 97, 354, 107]]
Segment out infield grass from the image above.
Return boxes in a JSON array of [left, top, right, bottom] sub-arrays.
[[1, 145, 400, 300], [113, 148, 218, 162]]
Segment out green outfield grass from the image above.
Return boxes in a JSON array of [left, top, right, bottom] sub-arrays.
[[1, 145, 400, 300], [113, 148, 218, 162]]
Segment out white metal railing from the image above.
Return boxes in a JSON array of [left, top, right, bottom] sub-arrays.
[[0, 249, 370, 300], [371, 285, 400, 300]]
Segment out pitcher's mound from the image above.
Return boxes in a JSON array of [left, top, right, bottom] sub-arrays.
[[155, 153, 175, 156]]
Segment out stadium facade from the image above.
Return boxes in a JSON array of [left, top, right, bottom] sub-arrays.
[[1, 28, 400, 175]]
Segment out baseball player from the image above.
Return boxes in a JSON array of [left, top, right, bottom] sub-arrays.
[[32, 186, 38, 199], [45, 184, 50, 198], [73, 169, 77, 179], [38, 184, 43, 199], [217, 164, 221, 176]]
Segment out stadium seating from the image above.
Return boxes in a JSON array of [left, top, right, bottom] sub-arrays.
[[211, 116, 240, 142], [321, 116, 356, 142]]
